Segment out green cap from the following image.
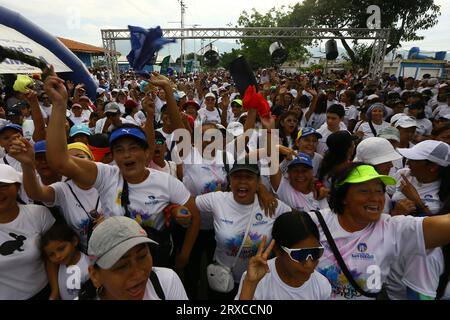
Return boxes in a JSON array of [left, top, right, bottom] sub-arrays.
[[336, 165, 396, 187], [232, 99, 243, 107]]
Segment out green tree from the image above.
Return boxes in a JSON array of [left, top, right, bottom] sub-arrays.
[[219, 48, 244, 68], [236, 7, 310, 69], [286, 0, 441, 63], [341, 43, 373, 71]]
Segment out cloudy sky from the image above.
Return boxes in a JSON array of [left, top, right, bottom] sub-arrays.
[[2, 0, 449, 55]]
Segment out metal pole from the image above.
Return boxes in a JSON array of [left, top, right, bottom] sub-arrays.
[[180, 0, 185, 75]]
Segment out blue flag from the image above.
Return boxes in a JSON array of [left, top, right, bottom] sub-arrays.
[[126, 25, 176, 72]]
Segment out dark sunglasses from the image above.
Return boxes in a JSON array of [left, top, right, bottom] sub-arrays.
[[281, 245, 324, 263]]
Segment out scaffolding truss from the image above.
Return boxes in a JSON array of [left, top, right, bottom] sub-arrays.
[[101, 27, 390, 85]]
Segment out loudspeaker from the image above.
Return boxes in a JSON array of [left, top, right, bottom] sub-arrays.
[[269, 42, 288, 65], [325, 39, 338, 60], [203, 47, 219, 67]]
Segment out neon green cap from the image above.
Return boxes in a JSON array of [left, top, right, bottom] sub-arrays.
[[336, 165, 396, 187], [232, 99, 243, 107]]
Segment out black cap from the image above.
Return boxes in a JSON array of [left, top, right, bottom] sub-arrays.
[[229, 163, 260, 176], [227, 56, 258, 97]]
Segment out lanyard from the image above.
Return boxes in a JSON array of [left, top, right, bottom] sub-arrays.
[[66, 182, 100, 219]]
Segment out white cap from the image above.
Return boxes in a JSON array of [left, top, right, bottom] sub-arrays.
[[0, 164, 22, 184], [390, 113, 407, 124], [177, 91, 186, 99], [290, 89, 298, 98], [211, 84, 219, 92], [439, 83, 448, 89], [397, 140, 450, 167], [205, 92, 216, 99], [354, 137, 402, 165], [367, 94, 379, 101], [112, 89, 119, 93], [394, 116, 417, 129], [227, 121, 244, 137], [88, 216, 158, 269], [96, 88, 106, 95]]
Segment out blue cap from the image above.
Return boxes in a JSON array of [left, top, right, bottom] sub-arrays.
[[109, 127, 147, 145], [295, 127, 322, 143], [288, 153, 313, 169], [69, 124, 91, 138], [34, 140, 46, 154], [0, 123, 23, 135]]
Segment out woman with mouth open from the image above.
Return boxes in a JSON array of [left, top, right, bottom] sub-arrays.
[[41, 67, 200, 272], [79, 216, 188, 300], [306, 162, 450, 300]]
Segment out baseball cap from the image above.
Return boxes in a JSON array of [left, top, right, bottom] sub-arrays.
[[377, 126, 400, 142], [177, 91, 187, 99], [182, 100, 200, 110], [0, 164, 21, 184], [227, 121, 244, 137], [104, 102, 121, 114], [397, 140, 450, 167], [69, 124, 91, 137], [205, 92, 216, 99], [34, 140, 47, 154], [390, 113, 407, 125], [96, 88, 106, 95], [354, 137, 402, 165], [71, 103, 82, 110], [88, 216, 158, 269], [79, 96, 90, 102], [394, 116, 417, 129], [0, 123, 23, 135], [6, 105, 21, 118], [295, 127, 322, 143], [231, 99, 243, 107], [68, 142, 94, 161], [109, 127, 147, 145], [229, 163, 260, 176], [367, 94, 379, 101], [336, 164, 396, 187], [288, 153, 313, 169]]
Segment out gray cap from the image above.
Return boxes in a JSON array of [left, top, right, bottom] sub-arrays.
[[377, 126, 400, 142], [88, 216, 157, 269], [104, 102, 121, 114]]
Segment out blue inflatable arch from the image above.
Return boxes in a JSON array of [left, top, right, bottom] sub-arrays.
[[0, 6, 98, 99]]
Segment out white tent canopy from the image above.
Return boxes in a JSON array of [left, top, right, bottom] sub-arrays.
[[0, 24, 72, 74]]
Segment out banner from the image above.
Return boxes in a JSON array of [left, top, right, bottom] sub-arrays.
[[160, 55, 171, 75], [0, 25, 71, 74]]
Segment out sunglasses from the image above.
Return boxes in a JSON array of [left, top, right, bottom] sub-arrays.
[[155, 139, 165, 145], [281, 245, 324, 263]]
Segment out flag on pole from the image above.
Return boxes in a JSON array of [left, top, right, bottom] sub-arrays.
[[126, 26, 175, 72], [160, 55, 171, 75]]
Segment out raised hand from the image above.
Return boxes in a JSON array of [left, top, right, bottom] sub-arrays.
[[44, 65, 68, 107], [23, 89, 39, 107], [149, 72, 172, 89], [245, 236, 275, 284], [8, 135, 35, 166]]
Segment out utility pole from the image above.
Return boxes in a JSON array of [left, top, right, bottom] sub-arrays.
[[179, 0, 186, 75]]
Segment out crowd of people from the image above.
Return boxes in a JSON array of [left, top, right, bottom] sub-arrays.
[[0, 63, 450, 301]]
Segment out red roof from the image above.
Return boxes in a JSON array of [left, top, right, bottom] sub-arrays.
[[57, 37, 106, 55]]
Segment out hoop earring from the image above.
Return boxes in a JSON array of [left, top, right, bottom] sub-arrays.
[[96, 285, 104, 297]]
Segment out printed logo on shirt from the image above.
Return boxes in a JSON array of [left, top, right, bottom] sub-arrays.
[[219, 218, 233, 225], [252, 213, 268, 226], [357, 243, 368, 253], [0, 233, 27, 256], [351, 243, 374, 260], [145, 195, 159, 206], [318, 264, 364, 299], [226, 232, 262, 259]]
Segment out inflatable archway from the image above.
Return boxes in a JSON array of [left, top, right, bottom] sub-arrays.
[[0, 6, 98, 99]]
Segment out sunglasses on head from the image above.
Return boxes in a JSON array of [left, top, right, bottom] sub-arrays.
[[281, 245, 324, 263]]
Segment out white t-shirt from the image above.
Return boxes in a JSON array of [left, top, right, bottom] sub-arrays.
[[195, 192, 291, 283], [46, 180, 102, 253], [21, 119, 35, 143], [311, 153, 323, 177], [386, 248, 444, 300], [358, 121, 390, 140], [143, 267, 188, 300], [69, 114, 89, 126], [0, 153, 23, 172], [0, 205, 55, 299], [39, 104, 52, 118], [58, 252, 90, 300], [236, 258, 332, 300], [149, 160, 177, 178], [94, 163, 191, 231], [94, 117, 135, 134], [156, 128, 174, 150], [391, 168, 442, 215], [275, 177, 329, 212], [343, 105, 359, 127], [307, 209, 426, 300], [183, 148, 230, 230], [196, 107, 221, 125], [414, 118, 433, 136], [306, 113, 327, 130], [316, 124, 348, 156]]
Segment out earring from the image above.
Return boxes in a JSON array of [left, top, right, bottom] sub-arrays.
[[96, 285, 104, 297]]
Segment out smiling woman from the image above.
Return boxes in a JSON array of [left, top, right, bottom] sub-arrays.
[[307, 162, 450, 300]]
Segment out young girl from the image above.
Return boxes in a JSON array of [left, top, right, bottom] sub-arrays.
[[237, 211, 332, 300], [41, 223, 90, 300]]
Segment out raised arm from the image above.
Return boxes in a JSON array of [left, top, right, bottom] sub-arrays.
[[44, 66, 98, 187], [23, 90, 46, 142], [175, 197, 200, 270], [423, 213, 450, 249], [142, 95, 156, 162], [304, 88, 318, 121], [9, 136, 55, 203]]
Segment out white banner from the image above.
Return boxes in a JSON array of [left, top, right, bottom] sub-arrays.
[[0, 24, 72, 74]]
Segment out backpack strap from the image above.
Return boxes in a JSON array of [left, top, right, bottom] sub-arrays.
[[312, 210, 378, 298], [149, 270, 165, 300], [368, 121, 378, 137]]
